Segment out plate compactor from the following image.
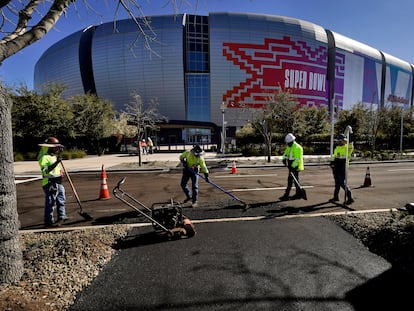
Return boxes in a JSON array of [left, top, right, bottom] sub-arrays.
[[113, 177, 196, 239]]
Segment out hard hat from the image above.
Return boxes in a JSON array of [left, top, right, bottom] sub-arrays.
[[336, 134, 347, 142], [38, 137, 62, 147], [191, 144, 204, 156], [284, 133, 296, 143]]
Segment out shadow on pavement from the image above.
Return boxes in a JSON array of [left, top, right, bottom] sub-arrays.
[[114, 230, 179, 249], [345, 266, 411, 310], [92, 211, 139, 225]]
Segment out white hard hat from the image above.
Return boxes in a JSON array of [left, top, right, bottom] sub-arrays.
[[285, 133, 296, 143]]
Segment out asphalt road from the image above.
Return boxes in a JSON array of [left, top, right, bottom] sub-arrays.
[[16, 161, 414, 229], [15, 157, 414, 310], [69, 219, 402, 311]]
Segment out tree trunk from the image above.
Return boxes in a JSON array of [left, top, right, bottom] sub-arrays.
[[0, 86, 23, 284], [266, 135, 272, 163]]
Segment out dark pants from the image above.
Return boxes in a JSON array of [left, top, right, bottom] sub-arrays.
[[333, 171, 353, 201], [181, 169, 199, 203], [285, 168, 301, 196]]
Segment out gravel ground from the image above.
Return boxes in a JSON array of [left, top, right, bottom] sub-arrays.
[[1, 210, 413, 311]]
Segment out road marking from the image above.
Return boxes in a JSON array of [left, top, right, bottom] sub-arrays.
[[15, 176, 42, 184], [94, 208, 130, 213], [213, 174, 277, 178], [229, 186, 313, 192], [19, 208, 399, 234], [387, 168, 414, 172]]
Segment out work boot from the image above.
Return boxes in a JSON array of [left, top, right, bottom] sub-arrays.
[[290, 193, 302, 200], [279, 194, 289, 201], [345, 198, 355, 205]]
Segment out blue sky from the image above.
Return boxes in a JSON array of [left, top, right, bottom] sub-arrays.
[[1, 0, 414, 89]]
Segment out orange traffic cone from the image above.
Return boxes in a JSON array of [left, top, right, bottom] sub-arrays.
[[99, 165, 111, 199], [362, 166, 372, 187], [231, 160, 237, 174]]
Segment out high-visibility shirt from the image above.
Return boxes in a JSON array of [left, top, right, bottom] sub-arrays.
[[179, 150, 209, 174], [38, 153, 63, 186], [332, 143, 354, 174], [332, 143, 353, 164], [282, 141, 304, 171]]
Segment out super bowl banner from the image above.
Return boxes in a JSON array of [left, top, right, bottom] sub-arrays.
[[221, 36, 329, 108]]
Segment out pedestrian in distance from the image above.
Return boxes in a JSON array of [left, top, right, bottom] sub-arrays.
[[330, 133, 355, 205], [179, 144, 209, 208], [279, 133, 304, 201], [38, 137, 68, 228], [140, 139, 148, 155], [147, 137, 154, 154]]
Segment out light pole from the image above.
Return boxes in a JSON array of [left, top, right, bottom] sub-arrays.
[[220, 102, 227, 154], [400, 104, 404, 154]]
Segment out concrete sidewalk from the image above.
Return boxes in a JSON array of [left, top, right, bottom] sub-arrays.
[[14, 152, 331, 175], [14, 152, 186, 175], [13, 152, 263, 175]]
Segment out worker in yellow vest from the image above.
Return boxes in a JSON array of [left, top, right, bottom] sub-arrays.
[[179, 144, 209, 208], [330, 133, 354, 204], [38, 137, 68, 228], [280, 133, 304, 200]]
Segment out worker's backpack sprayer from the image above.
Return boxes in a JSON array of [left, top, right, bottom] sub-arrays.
[[113, 177, 195, 239]]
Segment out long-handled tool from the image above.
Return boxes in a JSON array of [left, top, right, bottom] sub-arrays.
[[60, 160, 93, 220], [196, 171, 250, 209], [290, 171, 308, 200]]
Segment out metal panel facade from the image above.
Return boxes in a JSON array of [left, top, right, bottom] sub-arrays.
[[34, 12, 414, 133], [34, 31, 84, 98], [91, 16, 185, 117], [383, 52, 412, 107], [333, 32, 383, 110], [209, 12, 329, 127]]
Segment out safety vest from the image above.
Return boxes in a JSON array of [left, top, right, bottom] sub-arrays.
[[332, 143, 354, 164], [38, 152, 63, 186], [282, 141, 304, 171], [179, 150, 209, 174], [332, 143, 353, 175]]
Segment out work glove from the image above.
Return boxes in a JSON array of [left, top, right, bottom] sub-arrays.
[[181, 158, 188, 168], [289, 164, 298, 172], [204, 173, 209, 182]]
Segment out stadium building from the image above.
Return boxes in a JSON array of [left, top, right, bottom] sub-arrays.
[[34, 12, 414, 146]]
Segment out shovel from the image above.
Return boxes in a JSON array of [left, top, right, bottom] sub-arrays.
[[195, 171, 250, 209], [60, 161, 93, 220], [290, 171, 308, 200]]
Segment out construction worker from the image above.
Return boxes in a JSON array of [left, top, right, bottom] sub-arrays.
[[280, 133, 304, 200], [140, 139, 148, 155], [147, 137, 154, 154], [330, 133, 354, 204], [38, 137, 68, 228], [179, 144, 209, 208]]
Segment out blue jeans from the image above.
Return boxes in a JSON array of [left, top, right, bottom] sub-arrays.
[[43, 182, 67, 225], [181, 169, 199, 203], [333, 172, 353, 200]]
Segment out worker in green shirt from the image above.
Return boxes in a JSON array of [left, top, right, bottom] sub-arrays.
[[330, 133, 354, 204], [179, 144, 209, 208], [280, 133, 304, 200]]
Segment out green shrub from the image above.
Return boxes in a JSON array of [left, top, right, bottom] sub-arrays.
[[14, 149, 87, 162], [26, 152, 38, 160], [14, 152, 24, 162]]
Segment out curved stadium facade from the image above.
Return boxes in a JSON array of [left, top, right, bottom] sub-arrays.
[[34, 12, 413, 144]]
